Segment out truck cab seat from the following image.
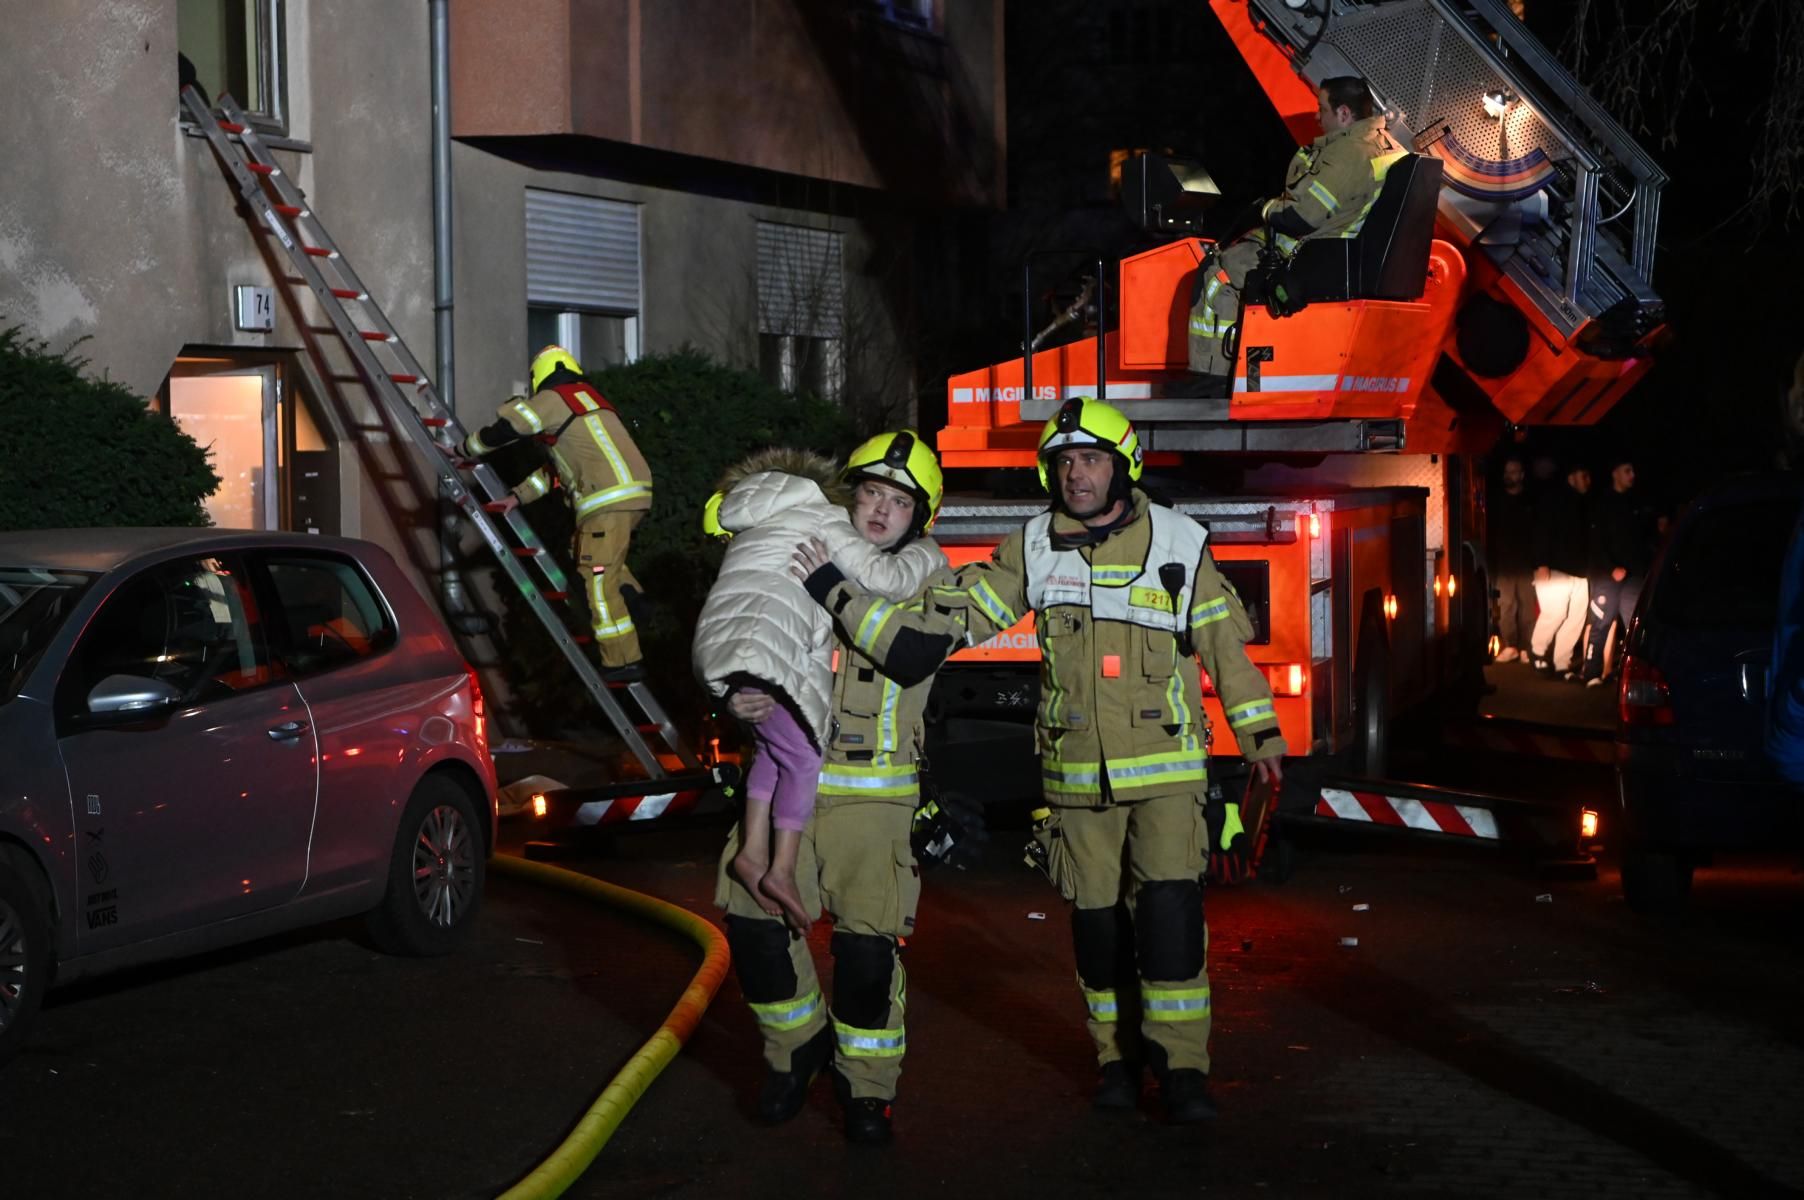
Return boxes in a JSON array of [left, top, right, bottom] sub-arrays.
[[1285, 154, 1444, 304]]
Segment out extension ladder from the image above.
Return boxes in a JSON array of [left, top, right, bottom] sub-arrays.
[[183, 87, 729, 807]]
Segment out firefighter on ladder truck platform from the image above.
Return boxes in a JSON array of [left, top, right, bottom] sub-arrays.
[[1187, 75, 1402, 390], [463, 346, 654, 680], [795, 399, 1284, 1124]]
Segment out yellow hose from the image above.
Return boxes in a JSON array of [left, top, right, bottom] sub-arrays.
[[492, 854, 731, 1200]]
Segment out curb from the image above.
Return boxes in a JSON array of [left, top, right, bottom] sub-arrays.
[[492, 855, 731, 1199]]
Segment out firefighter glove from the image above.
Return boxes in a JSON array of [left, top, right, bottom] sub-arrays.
[[912, 786, 988, 871]]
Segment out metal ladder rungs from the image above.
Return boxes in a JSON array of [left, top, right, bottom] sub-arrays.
[[184, 84, 703, 782]]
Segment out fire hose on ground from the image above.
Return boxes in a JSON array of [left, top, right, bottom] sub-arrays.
[[491, 855, 731, 1200]]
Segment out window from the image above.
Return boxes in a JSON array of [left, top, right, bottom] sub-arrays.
[[0, 569, 95, 706], [1216, 560, 1272, 646], [757, 222, 845, 401], [178, 0, 287, 131], [1652, 501, 1800, 632], [526, 190, 642, 371], [61, 557, 273, 711], [260, 554, 396, 675]]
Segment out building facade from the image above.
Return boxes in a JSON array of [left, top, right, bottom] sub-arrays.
[[1, 0, 1003, 591]]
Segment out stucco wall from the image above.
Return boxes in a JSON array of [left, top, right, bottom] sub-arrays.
[[449, 145, 905, 429]]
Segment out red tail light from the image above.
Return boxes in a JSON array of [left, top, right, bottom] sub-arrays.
[[1263, 662, 1307, 696], [1619, 654, 1674, 726], [465, 664, 489, 750]]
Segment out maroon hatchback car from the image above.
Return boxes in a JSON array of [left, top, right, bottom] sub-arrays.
[[0, 530, 496, 1065]]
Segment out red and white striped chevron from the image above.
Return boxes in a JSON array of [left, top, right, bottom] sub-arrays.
[[573, 789, 703, 827], [1314, 787, 1500, 840]]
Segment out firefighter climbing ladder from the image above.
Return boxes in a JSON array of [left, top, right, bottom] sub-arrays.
[[183, 87, 723, 801]]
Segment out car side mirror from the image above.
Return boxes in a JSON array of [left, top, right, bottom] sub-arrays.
[[86, 674, 184, 717]]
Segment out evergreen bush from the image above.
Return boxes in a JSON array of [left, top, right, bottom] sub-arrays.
[[0, 327, 217, 530], [494, 349, 852, 737]]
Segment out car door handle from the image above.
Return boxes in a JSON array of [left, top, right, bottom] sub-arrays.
[[267, 720, 310, 741]]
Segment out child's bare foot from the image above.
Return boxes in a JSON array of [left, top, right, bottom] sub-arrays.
[[731, 851, 782, 917], [759, 867, 811, 933]]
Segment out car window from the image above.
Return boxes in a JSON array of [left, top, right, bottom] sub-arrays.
[[261, 554, 396, 675], [60, 556, 275, 711], [0, 568, 96, 705], [1651, 498, 1801, 632]]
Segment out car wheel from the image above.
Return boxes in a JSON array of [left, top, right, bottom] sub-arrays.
[[0, 850, 54, 1066], [365, 775, 487, 957], [1621, 842, 1693, 914]]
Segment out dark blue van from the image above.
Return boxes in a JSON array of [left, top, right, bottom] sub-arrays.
[[1615, 472, 1804, 911]]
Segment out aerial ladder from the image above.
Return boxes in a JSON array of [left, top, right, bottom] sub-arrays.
[[928, 0, 1667, 872]]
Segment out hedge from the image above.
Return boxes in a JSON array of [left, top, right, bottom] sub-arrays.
[[493, 349, 852, 736], [0, 327, 218, 530]]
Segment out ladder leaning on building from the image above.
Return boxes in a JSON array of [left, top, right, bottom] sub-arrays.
[[180, 86, 732, 814]]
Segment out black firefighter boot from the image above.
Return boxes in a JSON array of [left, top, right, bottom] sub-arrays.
[[830, 1063, 895, 1145], [1093, 1058, 1141, 1110], [757, 1025, 833, 1124], [1161, 1069, 1219, 1124]]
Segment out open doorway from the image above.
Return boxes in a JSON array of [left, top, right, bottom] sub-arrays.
[[158, 352, 337, 533]]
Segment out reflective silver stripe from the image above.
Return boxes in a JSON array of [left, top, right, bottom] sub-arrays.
[[970, 579, 1018, 629], [574, 481, 652, 517], [749, 989, 823, 1031], [1106, 755, 1206, 784], [1228, 700, 1274, 728], [1083, 989, 1119, 1021], [1042, 762, 1102, 789], [507, 399, 544, 433], [834, 1024, 905, 1057], [1191, 596, 1229, 626], [817, 768, 918, 795], [1232, 374, 1340, 393]]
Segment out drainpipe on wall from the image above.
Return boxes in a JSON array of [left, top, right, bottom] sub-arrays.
[[429, 0, 478, 632]]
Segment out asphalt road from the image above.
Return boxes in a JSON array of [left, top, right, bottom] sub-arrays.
[[5, 775, 1802, 1200]]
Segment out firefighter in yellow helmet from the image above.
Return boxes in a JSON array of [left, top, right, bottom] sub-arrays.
[[462, 346, 654, 679], [792, 399, 1284, 1123], [1187, 76, 1402, 391], [715, 429, 963, 1146]]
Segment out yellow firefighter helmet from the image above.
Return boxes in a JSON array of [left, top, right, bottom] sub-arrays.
[[843, 429, 945, 532], [530, 345, 582, 393], [1035, 396, 1143, 490]]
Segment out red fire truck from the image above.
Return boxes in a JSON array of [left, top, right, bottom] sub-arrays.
[[925, 0, 1668, 824]]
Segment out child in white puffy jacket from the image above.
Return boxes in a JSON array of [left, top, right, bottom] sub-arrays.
[[693, 447, 945, 930]]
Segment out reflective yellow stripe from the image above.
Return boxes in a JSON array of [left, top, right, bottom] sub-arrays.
[[817, 762, 919, 797], [465, 429, 495, 456], [586, 574, 635, 638], [1041, 759, 1102, 794], [1142, 985, 1211, 1022], [1191, 596, 1230, 627], [1341, 151, 1406, 238], [1226, 698, 1275, 729], [878, 676, 901, 754], [1082, 987, 1120, 1023], [578, 412, 633, 486], [506, 399, 544, 433], [969, 579, 1018, 630], [749, 988, 823, 1031], [515, 468, 551, 502], [1090, 565, 1139, 587], [1307, 178, 1338, 210], [854, 600, 897, 654], [1106, 749, 1207, 790], [836, 1026, 903, 1057], [1041, 637, 1065, 728], [573, 481, 653, 518]]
